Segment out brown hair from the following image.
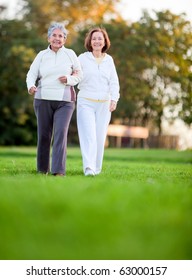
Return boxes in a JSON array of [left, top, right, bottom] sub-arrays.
[[84, 27, 111, 53]]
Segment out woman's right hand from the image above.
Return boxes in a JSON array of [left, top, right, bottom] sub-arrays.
[[29, 86, 37, 95]]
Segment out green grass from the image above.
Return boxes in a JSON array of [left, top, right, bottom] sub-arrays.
[[0, 146, 191, 260]]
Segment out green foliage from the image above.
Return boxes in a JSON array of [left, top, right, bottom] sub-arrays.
[[71, 12, 192, 131], [1, 4, 192, 145], [142, 11, 192, 130], [0, 147, 191, 260], [0, 0, 122, 145], [0, 19, 46, 145], [21, 0, 122, 41], [112, 11, 192, 129]]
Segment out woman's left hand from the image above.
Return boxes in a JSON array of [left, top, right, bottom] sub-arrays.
[[110, 100, 117, 112]]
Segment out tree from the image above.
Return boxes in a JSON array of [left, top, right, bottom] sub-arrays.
[[138, 10, 192, 132], [1, 7, 192, 145], [73, 11, 192, 133], [0, 19, 46, 144], [21, 0, 122, 42], [0, 0, 122, 145]]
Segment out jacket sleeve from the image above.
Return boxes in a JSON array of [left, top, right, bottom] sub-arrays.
[[26, 51, 43, 91], [109, 57, 120, 102], [65, 50, 83, 86]]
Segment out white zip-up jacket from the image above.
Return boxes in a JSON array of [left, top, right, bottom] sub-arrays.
[[26, 46, 83, 101], [77, 52, 120, 102]]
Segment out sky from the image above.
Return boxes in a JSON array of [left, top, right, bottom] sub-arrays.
[[1, 0, 192, 22], [117, 0, 192, 22]]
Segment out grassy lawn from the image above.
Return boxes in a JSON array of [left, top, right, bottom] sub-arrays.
[[0, 146, 191, 260]]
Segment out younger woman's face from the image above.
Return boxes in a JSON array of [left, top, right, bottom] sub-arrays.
[[91, 31, 105, 52]]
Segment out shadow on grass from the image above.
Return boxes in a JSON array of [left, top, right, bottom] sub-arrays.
[[0, 147, 191, 165], [0, 149, 81, 160], [0, 151, 36, 158], [0, 169, 84, 177], [104, 155, 192, 164], [104, 149, 192, 165]]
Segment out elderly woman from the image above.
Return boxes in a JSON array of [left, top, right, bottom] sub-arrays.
[[77, 27, 120, 176], [26, 22, 82, 176]]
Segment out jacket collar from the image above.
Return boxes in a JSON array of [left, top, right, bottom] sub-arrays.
[[87, 51, 108, 61], [48, 45, 66, 53]]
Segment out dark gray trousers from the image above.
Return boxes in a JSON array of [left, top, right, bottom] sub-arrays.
[[34, 99, 75, 175]]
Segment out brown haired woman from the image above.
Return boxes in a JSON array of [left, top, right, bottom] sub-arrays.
[[77, 27, 120, 176]]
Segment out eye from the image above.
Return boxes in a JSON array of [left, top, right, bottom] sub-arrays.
[[52, 33, 64, 38]]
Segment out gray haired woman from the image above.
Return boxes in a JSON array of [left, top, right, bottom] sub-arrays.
[[26, 22, 83, 176]]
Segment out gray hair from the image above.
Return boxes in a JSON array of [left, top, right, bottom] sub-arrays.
[[47, 22, 68, 39]]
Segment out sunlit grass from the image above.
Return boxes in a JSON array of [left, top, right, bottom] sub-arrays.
[[0, 147, 191, 260]]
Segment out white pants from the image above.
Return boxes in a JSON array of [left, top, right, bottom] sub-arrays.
[[77, 97, 111, 174]]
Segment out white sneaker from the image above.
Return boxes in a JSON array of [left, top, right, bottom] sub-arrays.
[[85, 168, 95, 176]]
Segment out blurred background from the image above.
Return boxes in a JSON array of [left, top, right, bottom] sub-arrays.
[[0, 0, 192, 150]]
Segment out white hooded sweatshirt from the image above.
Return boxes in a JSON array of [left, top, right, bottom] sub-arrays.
[[26, 46, 83, 101], [77, 52, 120, 102]]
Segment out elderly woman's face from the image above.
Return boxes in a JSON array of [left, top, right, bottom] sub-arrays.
[[48, 28, 66, 52], [91, 31, 105, 52]]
